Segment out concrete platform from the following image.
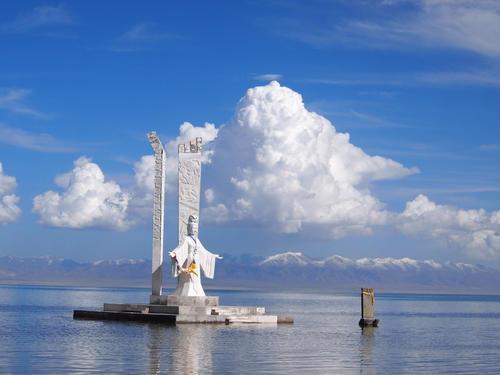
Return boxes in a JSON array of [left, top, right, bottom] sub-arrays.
[[74, 295, 293, 325], [73, 310, 176, 324]]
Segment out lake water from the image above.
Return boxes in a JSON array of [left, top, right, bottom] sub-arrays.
[[0, 285, 499, 374]]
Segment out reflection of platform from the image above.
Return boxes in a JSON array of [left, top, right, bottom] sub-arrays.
[[73, 295, 293, 325]]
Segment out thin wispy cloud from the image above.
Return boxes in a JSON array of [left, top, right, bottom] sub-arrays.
[[359, 90, 398, 99], [253, 73, 283, 81], [303, 78, 392, 86], [480, 144, 500, 151], [0, 125, 76, 153], [111, 23, 183, 52], [417, 69, 500, 87], [0, 88, 49, 119], [303, 68, 500, 88], [3, 4, 74, 33], [279, 1, 500, 59]]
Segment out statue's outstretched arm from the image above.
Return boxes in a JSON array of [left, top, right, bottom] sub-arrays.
[[197, 239, 222, 259]]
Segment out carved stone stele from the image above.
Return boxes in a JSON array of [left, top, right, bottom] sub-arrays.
[[148, 131, 166, 297], [178, 137, 202, 244]]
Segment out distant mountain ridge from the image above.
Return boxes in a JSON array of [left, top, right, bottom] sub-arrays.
[[1, 253, 499, 293]]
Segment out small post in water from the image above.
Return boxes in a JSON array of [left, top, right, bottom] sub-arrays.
[[359, 288, 379, 327]]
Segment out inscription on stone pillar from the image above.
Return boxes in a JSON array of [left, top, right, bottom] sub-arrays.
[[148, 131, 166, 297], [178, 137, 202, 244]]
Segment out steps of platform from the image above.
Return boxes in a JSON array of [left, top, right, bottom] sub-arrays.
[[176, 314, 277, 324], [103, 303, 266, 316], [74, 310, 280, 324], [150, 295, 219, 306], [212, 306, 265, 315], [149, 305, 212, 315]]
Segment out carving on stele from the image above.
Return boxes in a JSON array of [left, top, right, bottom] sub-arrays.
[[177, 137, 202, 244]]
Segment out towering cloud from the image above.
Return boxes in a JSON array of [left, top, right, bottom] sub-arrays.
[[0, 162, 21, 224], [33, 157, 131, 230], [398, 194, 500, 259], [204, 81, 417, 236]]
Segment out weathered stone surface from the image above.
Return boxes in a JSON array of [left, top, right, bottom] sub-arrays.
[[361, 287, 375, 320], [359, 287, 378, 327]]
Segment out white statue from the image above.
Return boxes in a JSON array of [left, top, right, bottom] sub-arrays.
[[169, 215, 222, 296]]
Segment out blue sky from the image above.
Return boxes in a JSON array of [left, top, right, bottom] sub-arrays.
[[0, 1, 499, 265]]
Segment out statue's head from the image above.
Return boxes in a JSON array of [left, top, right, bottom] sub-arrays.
[[187, 215, 198, 236]]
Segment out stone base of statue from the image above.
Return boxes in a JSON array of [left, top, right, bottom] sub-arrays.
[[149, 294, 219, 306], [73, 294, 293, 325]]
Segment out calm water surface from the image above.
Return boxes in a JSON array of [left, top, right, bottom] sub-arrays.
[[0, 285, 499, 374]]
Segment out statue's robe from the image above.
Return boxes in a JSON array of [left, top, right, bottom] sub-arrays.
[[170, 235, 217, 296]]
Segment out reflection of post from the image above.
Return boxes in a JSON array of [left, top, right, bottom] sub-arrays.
[[178, 138, 202, 243], [359, 288, 379, 327], [148, 131, 166, 298], [359, 326, 376, 374]]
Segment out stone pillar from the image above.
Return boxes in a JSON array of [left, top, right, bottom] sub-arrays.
[[178, 138, 202, 244], [148, 132, 166, 298], [359, 287, 379, 327]]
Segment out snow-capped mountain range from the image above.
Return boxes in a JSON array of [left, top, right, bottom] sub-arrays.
[[0, 252, 499, 292], [260, 252, 482, 272]]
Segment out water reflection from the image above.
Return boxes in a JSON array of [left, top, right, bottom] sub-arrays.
[[359, 327, 376, 375], [147, 324, 215, 375], [148, 325, 165, 375], [172, 325, 214, 374]]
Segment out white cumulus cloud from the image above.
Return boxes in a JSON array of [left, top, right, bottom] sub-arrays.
[[0, 162, 21, 224], [398, 194, 500, 259], [203, 81, 417, 237], [33, 157, 131, 230]]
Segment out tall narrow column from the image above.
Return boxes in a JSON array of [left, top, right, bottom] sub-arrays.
[[178, 138, 202, 244], [148, 131, 166, 298]]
